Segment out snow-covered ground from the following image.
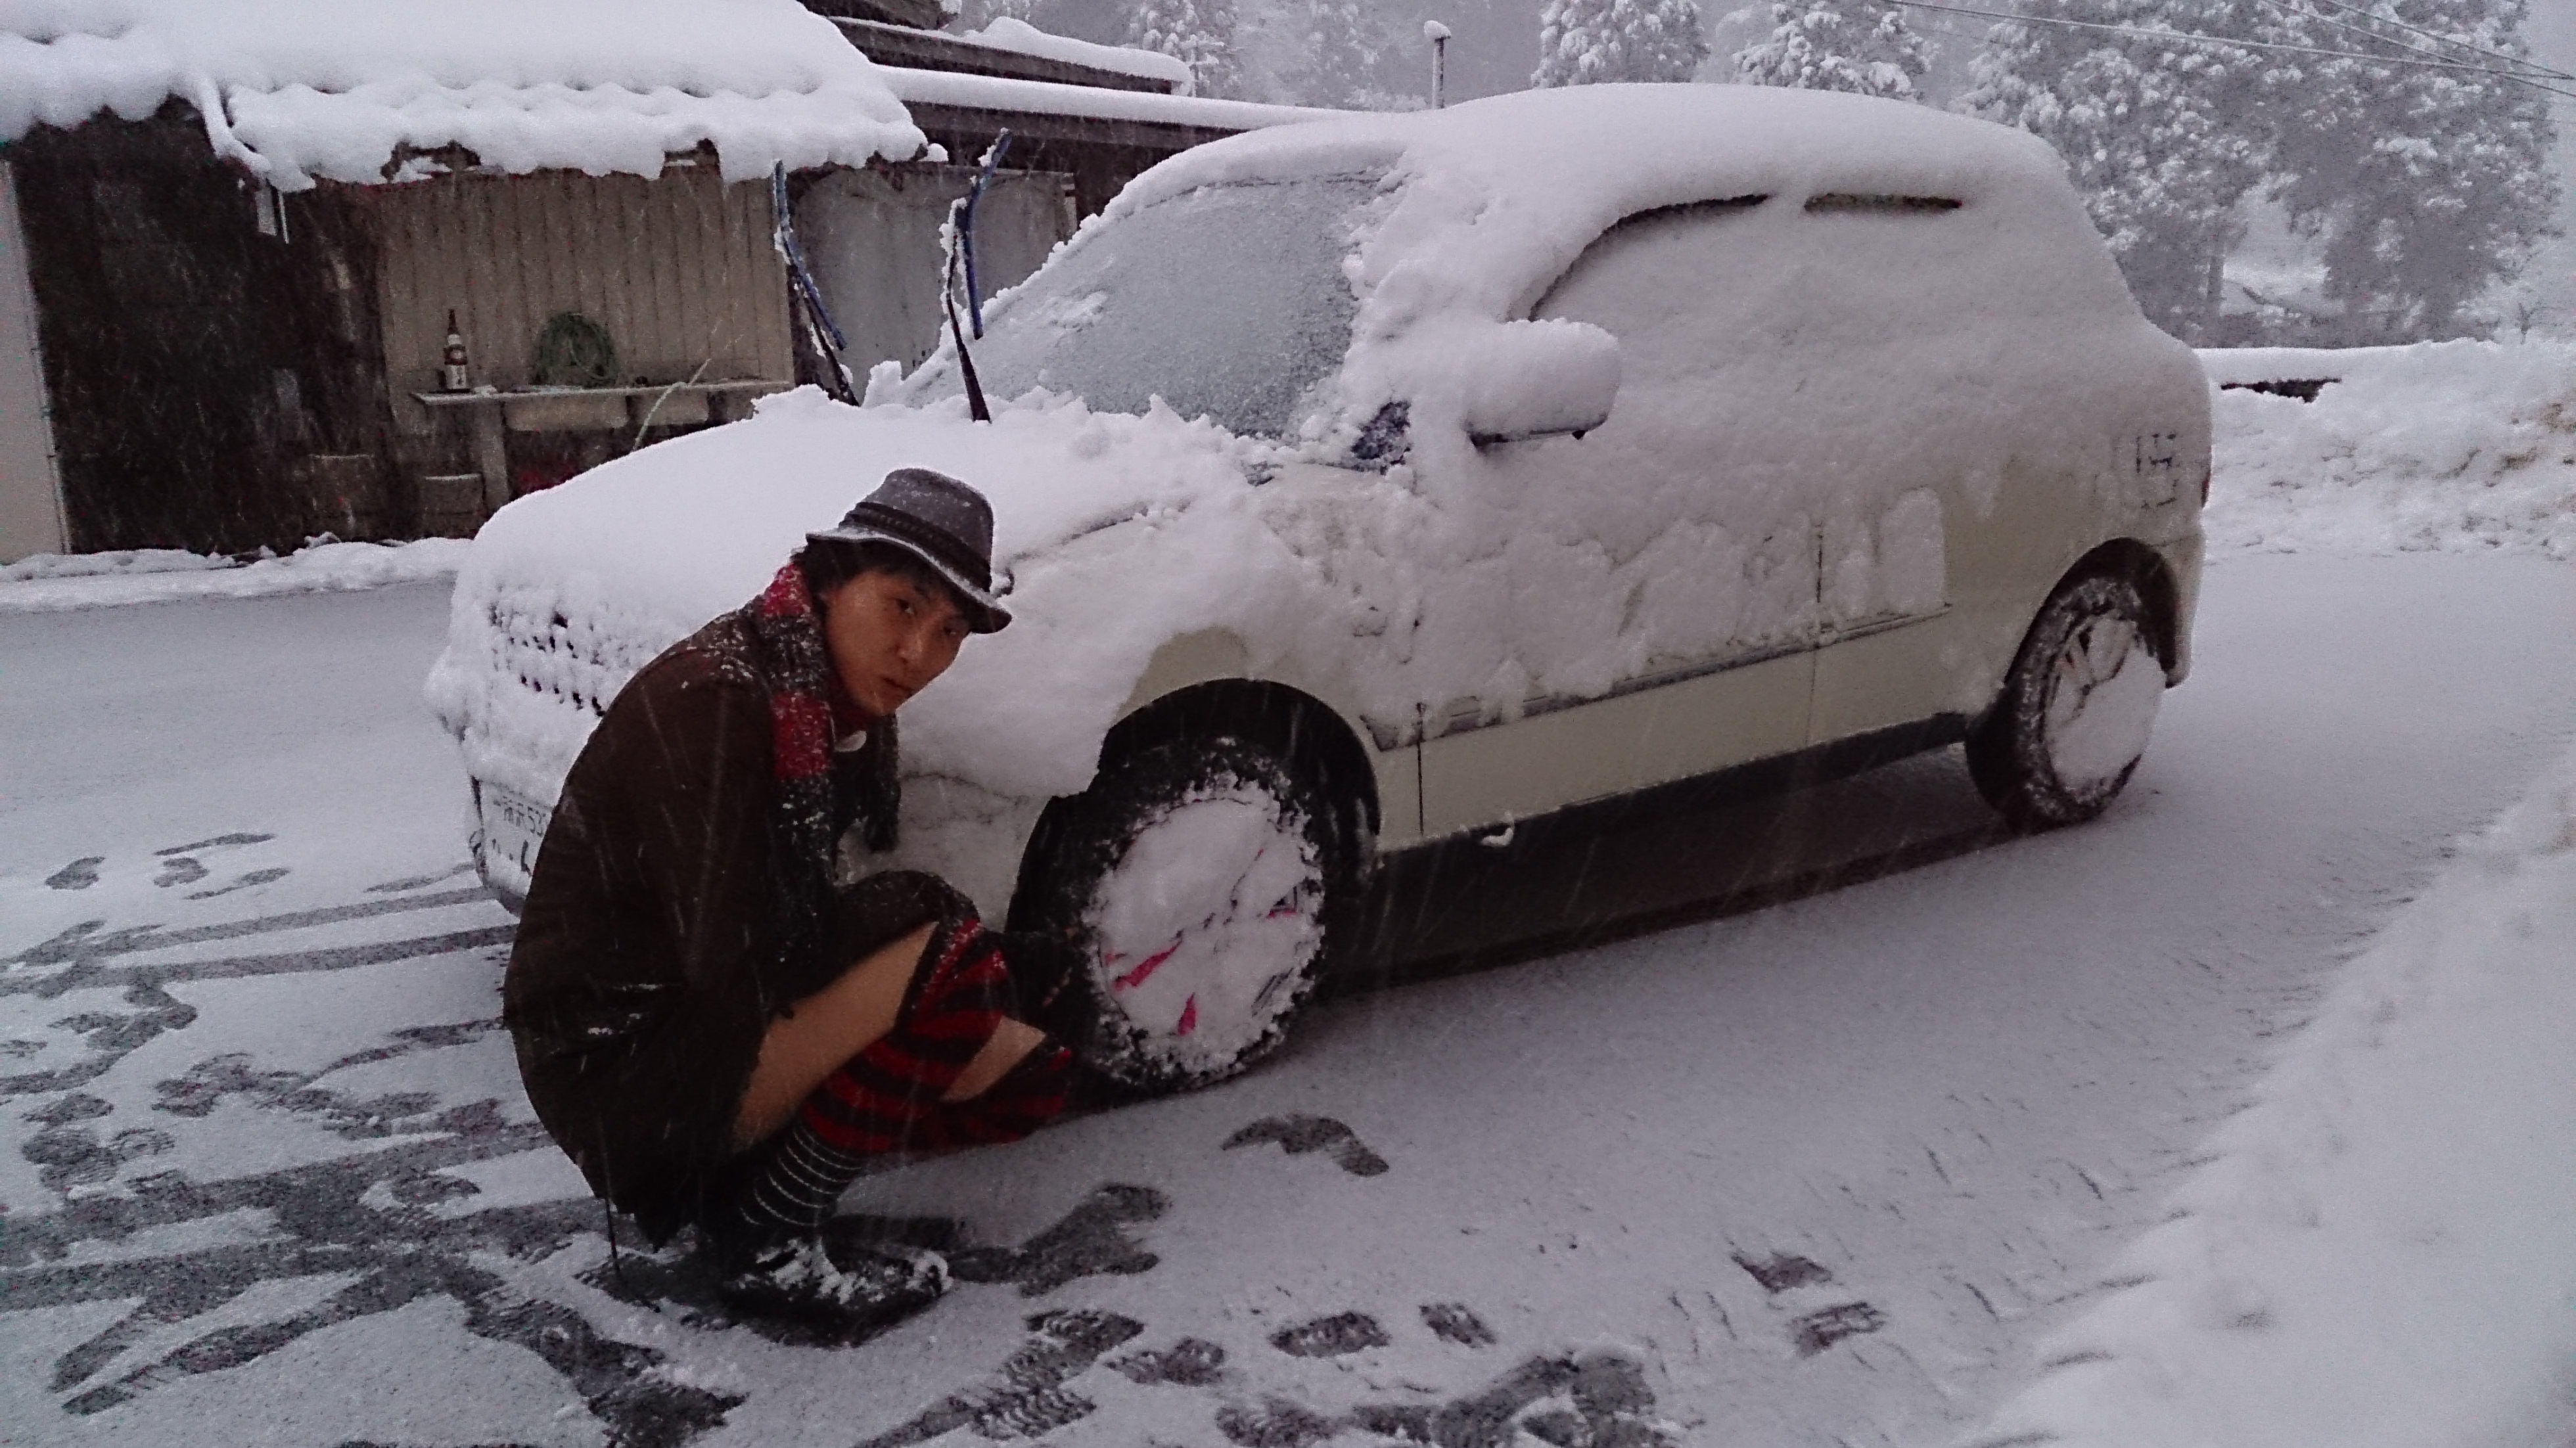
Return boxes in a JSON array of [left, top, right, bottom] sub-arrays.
[[0, 538, 470, 614], [4, 353, 2574, 1445], [1977, 723, 2576, 1448]]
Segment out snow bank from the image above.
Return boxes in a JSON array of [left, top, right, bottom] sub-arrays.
[[2203, 340, 2576, 559], [946, 16, 1196, 93], [0, 537, 469, 612], [1969, 738, 2576, 1448], [0, 0, 922, 189]]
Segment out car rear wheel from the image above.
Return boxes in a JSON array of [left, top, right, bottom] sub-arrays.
[[1967, 572, 2167, 828], [1009, 735, 1349, 1094]]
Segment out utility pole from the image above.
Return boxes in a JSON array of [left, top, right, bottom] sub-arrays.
[[1424, 20, 1450, 108]]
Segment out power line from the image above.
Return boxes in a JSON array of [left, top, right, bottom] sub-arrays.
[[1893, 0, 2576, 102], [2295, 0, 2573, 81], [2251, 0, 2575, 84]]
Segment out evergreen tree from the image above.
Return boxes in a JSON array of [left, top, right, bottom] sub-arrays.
[[1127, 0, 1247, 97], [1963, 0, 2273, 340], [1734, 0, 1929, 100], [2263, 0, 2557, 340], [1291, 0, 1380, 106], [1532, 0, 1711, 86]]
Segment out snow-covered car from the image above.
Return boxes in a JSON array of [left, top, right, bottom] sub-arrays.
[[428, 83, 2207, 1093]]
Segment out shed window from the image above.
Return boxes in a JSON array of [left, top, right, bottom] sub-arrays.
[[1803, 194, 1963, 214]]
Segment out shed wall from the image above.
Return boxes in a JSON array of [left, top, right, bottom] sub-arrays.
[[373, 164, 793, 428], [796, 165, 1074, 374], [0, 160, 67, 563]]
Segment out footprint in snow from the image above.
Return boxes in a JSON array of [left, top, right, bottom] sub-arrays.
[[1421, 1301, 1497, 1347], [1732, 1250, 1833, 1294], [44, 857, 103, 891], [1732, 1250, 1888, 1355], [1222, 1114, 1389, 1177], [1269, 1311, 1390, 1358]]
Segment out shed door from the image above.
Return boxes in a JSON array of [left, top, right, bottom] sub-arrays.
[[0, 160, 66, 562]]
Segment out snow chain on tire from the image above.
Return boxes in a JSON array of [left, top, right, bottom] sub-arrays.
[[1009, 734, 1348, 1095]]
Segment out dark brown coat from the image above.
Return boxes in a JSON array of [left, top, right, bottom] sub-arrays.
[[501, 610, 941, 1241]]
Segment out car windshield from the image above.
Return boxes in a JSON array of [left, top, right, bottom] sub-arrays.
[[917, 174, 1381, 440]]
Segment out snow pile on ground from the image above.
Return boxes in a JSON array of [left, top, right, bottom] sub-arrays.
[[1971, 736, 2576, 1448], [0, 547, 233, 582], [0, 536, 469, 612], [0, 0, 922, 189], [2203, 340, 2576, 559], [948, 16, 1197, 93]]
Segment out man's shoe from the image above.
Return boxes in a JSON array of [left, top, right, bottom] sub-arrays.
[[706, 1228, 950, 1341], [995, 926, 1096, 1045]]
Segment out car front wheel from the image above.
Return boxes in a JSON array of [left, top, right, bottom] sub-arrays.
[[1966, 571, 2168, 828], [1009, 735, 1348, 1094]]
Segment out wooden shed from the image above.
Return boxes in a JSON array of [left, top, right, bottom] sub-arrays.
[[0, 0, 1318, 562]]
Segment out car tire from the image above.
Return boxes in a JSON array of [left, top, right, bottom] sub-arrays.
[[1008, 734, 1349, 1095], [1966, 571, 2169, 829]]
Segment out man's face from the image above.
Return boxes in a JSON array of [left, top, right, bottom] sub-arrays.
[[819, 566, 971, 721]]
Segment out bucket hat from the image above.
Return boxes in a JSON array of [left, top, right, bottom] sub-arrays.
[[806, 468, 1011, 633]]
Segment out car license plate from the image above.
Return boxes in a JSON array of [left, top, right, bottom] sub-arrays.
[[479, 782, 553, 881]]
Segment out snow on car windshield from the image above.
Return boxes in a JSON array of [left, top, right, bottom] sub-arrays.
[[925, 175, 1381, 439]]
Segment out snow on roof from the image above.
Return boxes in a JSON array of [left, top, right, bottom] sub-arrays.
[[877, 63, 1335, 135], [944, 17, 1197, 95], [0, 0, 925, 189]]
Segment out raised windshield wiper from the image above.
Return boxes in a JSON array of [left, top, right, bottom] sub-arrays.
[[939, 131, 1013, 424]]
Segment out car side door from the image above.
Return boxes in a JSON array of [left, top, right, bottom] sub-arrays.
[[1413, 195, 1826, 838]]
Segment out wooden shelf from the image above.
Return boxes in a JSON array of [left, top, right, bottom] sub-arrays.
[[413, 380, 789, 515]]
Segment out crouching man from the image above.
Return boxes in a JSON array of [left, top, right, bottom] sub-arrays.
[[503, 468, 1080, 1334]]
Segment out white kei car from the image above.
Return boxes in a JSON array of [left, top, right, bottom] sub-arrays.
[[429, 83, 2207, 1093]]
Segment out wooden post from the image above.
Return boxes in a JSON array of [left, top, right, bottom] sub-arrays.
[[471, 402, 509, 514]]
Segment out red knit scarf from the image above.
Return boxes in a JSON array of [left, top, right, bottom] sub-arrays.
[[742, 561, 900, 987]]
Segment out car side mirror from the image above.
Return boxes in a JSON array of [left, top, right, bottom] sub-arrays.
[[1457, 319, 1621, 445]]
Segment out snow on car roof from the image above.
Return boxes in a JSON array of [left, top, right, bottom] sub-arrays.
[[1112, 82, 2082, 334], [897, 83, 2125, 441], [0, 0, 923, 189]]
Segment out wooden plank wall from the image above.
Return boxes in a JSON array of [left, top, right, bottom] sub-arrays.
[[372, 162, 791, 434]]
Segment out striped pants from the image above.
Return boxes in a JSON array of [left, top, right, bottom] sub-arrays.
[[729, 914, 1074, 1238]]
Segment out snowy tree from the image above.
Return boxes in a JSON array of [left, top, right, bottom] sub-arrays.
[[1127, 0, 1247, 97], [1964, 0, 2274, 340], [1532, 0, 1710, 86], [1289, 0, 1380, 106], [1734, 0, 1929, 100], [2262, 0, 2558, 342]]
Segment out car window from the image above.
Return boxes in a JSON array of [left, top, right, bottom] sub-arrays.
[[1517, 194, 1829, 666], [915, 175, 1383, 440], [1524, 189, 1981, 648]]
